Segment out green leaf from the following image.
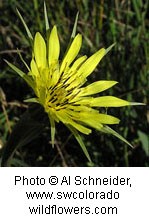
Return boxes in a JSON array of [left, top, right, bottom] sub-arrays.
[[101, 125, 133, 148], [137, 130, 149, 155], [67, 125, 92, 162], [1, 104, 48, 167], [16, 8, 33, 40]]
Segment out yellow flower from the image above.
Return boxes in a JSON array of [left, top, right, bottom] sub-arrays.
[[30, 27, 129, 133], [6, 7, 144, 161]]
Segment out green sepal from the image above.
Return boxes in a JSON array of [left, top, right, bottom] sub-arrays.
[[105, 43, 116, 55], [67, 125, 92, 162], [24, 98, 39, 103], [17, 48, 30, 71], [44, 1, 50, 31], [63, 12, 79, 59], [16, 8, 33, 41], [130, 102, 146, 106], [101, 125, 133, 148], [71, 12, 79, 39], [5, 60, 35, 90], [48, 115, 56, 148]]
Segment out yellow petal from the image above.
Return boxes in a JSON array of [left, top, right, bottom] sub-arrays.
[[80, 112, 120, 124], [60, 34, 82, 74], [94, 113, 120, 124], [60, 56, 87, 81], [65, 73, 84, 91], [34, 32, 47, 68], [90, 96, 130, 107], [67, 105, 98, 113], [79, 81, 118, 96], [48, 26, 60, 66], [83, 119, 103, 130], [70, 111, 103, 130], [69, 55, 87, 72], [77, 48, 106, 78], [67, 110, 119, 126], [56, 110, 91, 134], [49, 62, 60, 87], [30, 59, 39, 76]]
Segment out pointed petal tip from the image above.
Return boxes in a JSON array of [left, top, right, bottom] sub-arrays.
[[52, 25, 57, 31], [35, 32, 41, 38], [75, 33, 82, 43], [54, 25, 57, 29]]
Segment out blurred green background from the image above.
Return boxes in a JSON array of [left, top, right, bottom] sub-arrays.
[[0, 0, 148, 167]]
